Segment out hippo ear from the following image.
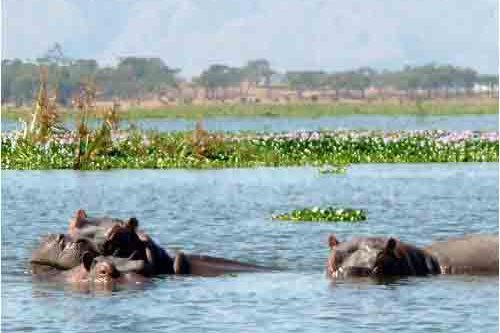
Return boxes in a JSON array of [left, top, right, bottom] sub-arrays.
[[76, 209, 87, 219], [126, 217, 138, 231], [328, 235, 339, 249], [82, 251, 96, 272], [69, 210, 87, 234], [385, 238, 397, 253]]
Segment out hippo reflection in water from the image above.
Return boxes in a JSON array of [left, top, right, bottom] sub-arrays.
[[326, 234, 499, 279]]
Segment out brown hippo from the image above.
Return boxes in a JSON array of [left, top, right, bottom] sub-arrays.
[[50, 209, 273, 277], [31, 233, 100, 270], [67, 209, 175, 275], [424, 234, 499, 275], [326, 234, 499, 279], [326, 235, 440, 279], [32, 252, 147, 291], [173, 252, 272, 276]]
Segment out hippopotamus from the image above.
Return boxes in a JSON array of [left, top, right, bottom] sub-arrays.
[[32, 209, 272, 278], [424, 234, 499, 275], [173, 252, 271, 276], [32, 252, 147, 291], [326, 235, 440, 278], [326, 234, 499, 279], [67, 209, 175, 275], [31, 233, 100, 270]]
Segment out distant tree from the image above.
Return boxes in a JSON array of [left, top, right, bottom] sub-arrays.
[[478, 74, 499, 97], [461, 68, 478, 95], [285, 71, 328, 99], [242, 59, 276, 99], [327, 72, 349, 99], [36, 43, 71, 66], [110, 57, 179, 100], [1, 59, 38, 105], [347, 67, 375, 99], [198, 64, 241, 100]]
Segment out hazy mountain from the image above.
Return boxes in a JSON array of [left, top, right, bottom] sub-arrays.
[[2, 0, 498, 76]]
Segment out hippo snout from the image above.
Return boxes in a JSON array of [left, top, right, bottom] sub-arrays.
[[333, 266, 373, 278]]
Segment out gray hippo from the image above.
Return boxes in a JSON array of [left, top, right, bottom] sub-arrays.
[[31, 233, 100, 270], [33, 209, 271, 277], [326, 234, 498, 279], [424, 234, 499, 275], [32, 252, 147, 291]]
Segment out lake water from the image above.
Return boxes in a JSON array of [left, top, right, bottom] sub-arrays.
[[1, 164, 498, 333], [2, 114, 499, 133]]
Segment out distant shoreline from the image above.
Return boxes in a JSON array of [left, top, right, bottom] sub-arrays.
[[2, 98, 498, 121]]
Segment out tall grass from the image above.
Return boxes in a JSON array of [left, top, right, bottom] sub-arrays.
[[15, 72, 122, 170], [22, 68, 66, 142]]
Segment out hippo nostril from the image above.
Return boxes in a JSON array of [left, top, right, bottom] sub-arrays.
[[111, 269, 120, 279], [57, 234, 65, 248]]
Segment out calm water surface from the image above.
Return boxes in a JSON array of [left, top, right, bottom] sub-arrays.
[[2, 164, 498, 332], [2, 114, 498, 132]]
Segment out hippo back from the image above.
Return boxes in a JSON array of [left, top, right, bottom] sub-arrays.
[[424, 235, 499, 275]]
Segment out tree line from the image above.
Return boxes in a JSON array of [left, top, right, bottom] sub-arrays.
[[2, 44, 498, 106]]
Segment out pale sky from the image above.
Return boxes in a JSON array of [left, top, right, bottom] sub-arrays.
[[2, 0, 498, 77]]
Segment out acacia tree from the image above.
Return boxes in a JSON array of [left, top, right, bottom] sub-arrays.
[[285, 71, 328, 100], [348, 67, 374, 99], [242, 59, 275, 99], [198, 64, 241, 100], [477, 74, 499, 97]]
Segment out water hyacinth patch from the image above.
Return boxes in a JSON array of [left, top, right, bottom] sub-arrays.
[[272, 207, 367, 222], [2, 129, 498, 170]]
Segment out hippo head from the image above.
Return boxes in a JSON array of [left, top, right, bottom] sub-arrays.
[[326, 235, 418, 278], [31, 233, 99, 270], [68, 210, 147, 261], [83, 253, 120, 286], [100, 217, 147, 260], [68, 209, 124, 239], [82, 253, 146, 289]]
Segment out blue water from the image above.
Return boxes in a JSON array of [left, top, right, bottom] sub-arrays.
[[2, 164, 498, 332], [2, 114, 498, 133]]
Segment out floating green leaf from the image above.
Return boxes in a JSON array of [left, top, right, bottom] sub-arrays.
[[272, 207, 367, 222]]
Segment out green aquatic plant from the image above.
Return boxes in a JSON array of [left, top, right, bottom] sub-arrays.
[[272, 207, 367, 222], [1, 130, 498, 170]]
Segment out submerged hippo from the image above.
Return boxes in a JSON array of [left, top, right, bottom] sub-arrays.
[[326, 234, 498, 279], [32, 252, 147, 291], [32, 209, 272, 279], [424, 234, 499, 275], [326, 235, 440, 278], [67, 209, 175, 275], [173, 252, 271, 276], [31, 233, 99, 270]]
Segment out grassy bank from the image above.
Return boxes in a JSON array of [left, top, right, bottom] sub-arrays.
[[2, 129, 498, 170], [3, 100, 498, 121]]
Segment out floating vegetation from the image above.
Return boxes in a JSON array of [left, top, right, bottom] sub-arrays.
[[1, 129, 498, 170], [272, 207, 367, 222], [319, 164, 349, 174]]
